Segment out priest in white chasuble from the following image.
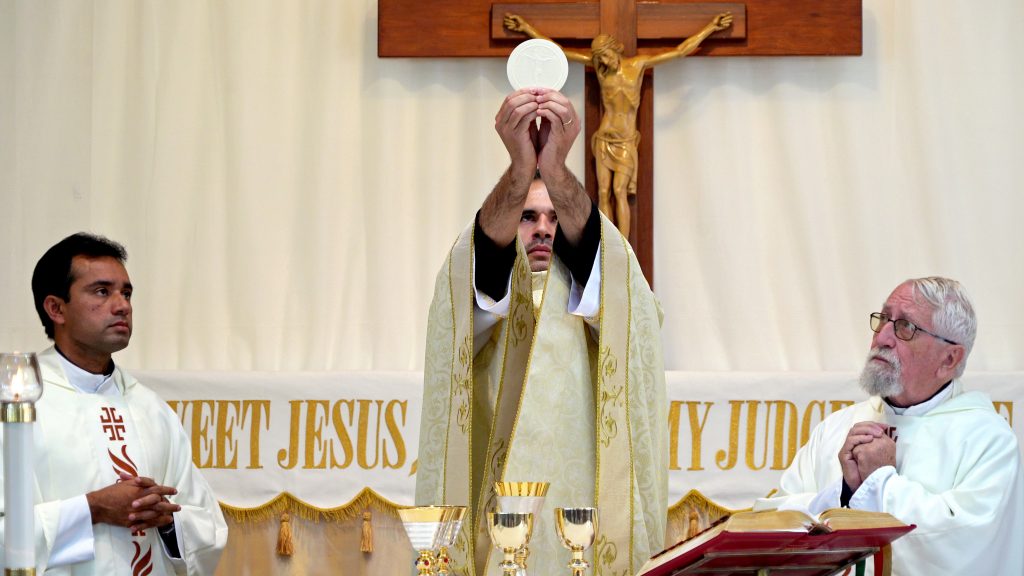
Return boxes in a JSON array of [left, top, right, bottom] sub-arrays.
[[416, 87, 668, 576], [756, 277, 1024, 575], [1, 233, 228, 575]]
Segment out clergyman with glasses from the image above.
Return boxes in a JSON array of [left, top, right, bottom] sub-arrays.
[[754, 277, 1024, 575]]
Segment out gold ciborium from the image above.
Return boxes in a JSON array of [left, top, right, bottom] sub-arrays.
[[487, 512, 534, 576], [436, 506, 467, 575], [555, 507, 598, 576], [398, 506, 451, 575], [494, 481, 549, 572]]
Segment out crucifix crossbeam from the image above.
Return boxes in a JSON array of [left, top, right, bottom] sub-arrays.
[[380, 0, 862, 284], [489, 2, 748, 50]]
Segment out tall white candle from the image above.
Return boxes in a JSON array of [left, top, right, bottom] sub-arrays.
[[4, 420, 34, 570], [1, 353, 42, 572]]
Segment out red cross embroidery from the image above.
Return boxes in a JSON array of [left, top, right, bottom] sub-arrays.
[[99, 407, 126, 442]]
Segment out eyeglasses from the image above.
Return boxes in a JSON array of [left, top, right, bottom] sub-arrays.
[[869, 312, 960, 346]]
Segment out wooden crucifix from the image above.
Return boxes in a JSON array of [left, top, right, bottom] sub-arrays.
[[379, 0, 862, 285]]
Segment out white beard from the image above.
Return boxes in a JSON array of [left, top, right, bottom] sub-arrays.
[[859, 347, 903, 398]]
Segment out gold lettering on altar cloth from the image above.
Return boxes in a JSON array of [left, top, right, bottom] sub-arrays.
[[669, 399, 1018, 474], [669, 399, 857, 473], [276, 399, 408, 470], [168, 399, 271, 469], [168, 398, 411, 471], [166, 397, 1013, 473], [668, 401, 713, 471]]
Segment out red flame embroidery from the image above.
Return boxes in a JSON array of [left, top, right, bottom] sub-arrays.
[[132, 542, 154, 576], [109, 445, 139, 479]]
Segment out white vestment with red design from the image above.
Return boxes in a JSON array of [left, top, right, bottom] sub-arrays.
[[0, 347, 227, 575], [755, 381, 1024, 576]]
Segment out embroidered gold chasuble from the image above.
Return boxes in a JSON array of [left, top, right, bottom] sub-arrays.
[[417, 215, 667, 576]]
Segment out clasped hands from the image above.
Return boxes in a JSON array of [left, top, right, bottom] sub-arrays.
[[87, 472, 181, 534], [495, 88, 581, 179], [839, 421, 896, 492]]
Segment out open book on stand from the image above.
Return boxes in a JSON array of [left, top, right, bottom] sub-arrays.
[[638, 508, 915, 576]]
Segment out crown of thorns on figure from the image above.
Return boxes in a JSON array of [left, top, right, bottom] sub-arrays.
[[591, 34, 624, 55]]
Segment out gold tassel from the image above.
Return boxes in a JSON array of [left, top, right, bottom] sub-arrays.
[[277, 512, 294, 557], [687, 510, 700, 539], [360, 510, 374, 553]]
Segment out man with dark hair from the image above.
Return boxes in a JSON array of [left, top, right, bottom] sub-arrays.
[[416, 89, 667, 575], [3, 232, 228, 574], [31, 233, 128, 340], [756, 277, 1024, 575]]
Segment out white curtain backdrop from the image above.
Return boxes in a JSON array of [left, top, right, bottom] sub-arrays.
[[2, 0, 1022, 374]]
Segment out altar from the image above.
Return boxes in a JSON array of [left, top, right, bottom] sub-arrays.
[[139, 370, 1021, 574]]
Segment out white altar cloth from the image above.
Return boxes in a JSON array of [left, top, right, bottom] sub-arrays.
[[137, 371, 1022, 511]]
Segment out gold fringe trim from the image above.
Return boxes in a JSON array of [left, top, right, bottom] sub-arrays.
[[668, 489, 747, 519], [219, 487, 754, 536], [666, 489, 750, 544], [218, 487, 409, 525]]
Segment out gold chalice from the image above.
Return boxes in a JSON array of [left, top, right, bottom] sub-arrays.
[[436, 506, 467, 575], [555, 507, 598, 576], [398, 506, 450, 575], [487, 512, 534, 576], [494, 481, 549, 571]]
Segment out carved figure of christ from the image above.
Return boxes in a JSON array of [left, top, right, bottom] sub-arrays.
[[378, 0, 862, 284]]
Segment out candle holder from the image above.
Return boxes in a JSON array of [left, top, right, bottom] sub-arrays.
[[1, 352, 44, 576]]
